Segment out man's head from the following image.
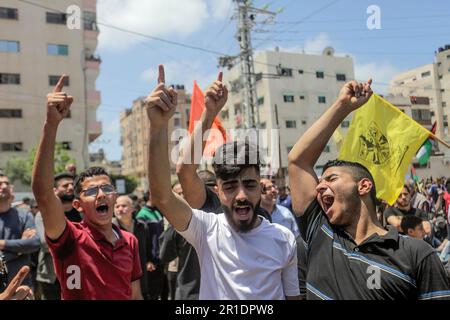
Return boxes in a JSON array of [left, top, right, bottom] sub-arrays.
[[29, 199, 39, 216], [212, 141, 261, 233], [400, 215, 425, 239], [65, 163, 77, 175], [171, 182, 183, 197], [54, 173, 75, 203], [73, 167, 117, 228], [114, 195, 133, 221], [278, 185, 288, 198], [198, 170, 218, 194], [0, 174, 13, 203], [316, 160, 377, 226], [395, 185, 411, 210], [260, 178, 278, 210]]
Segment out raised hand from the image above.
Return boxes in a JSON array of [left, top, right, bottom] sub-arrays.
[[46, 75, 74, 126], [337, 79, 373, 111], [145, 65, 178, 128], [205, 71, 228, 117], [0, 266, 34, 300]]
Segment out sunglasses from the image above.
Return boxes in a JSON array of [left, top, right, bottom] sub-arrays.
[[80, 184, 115, 197]]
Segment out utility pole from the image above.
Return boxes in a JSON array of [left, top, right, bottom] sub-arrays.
[[220, 1, 276, 129]]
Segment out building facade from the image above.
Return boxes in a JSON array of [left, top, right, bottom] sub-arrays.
[[0, 0, 101, 183], [120, 85, 190, 189], [220, 48, 355, 179]]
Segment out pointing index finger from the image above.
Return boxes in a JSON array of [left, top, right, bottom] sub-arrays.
[[158, 65, 165, 84], [217, 71, 223, 82], [53, 75, 66, 93]]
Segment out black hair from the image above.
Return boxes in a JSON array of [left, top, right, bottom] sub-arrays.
[[323, 159, 377, 207], [198, 170, 217, 186], [400, 215, 423, 234], [54, 172, 75, 188], [73, 167, 111, 198], [212, 141, 260, 181], [402, 184, 411, 193]]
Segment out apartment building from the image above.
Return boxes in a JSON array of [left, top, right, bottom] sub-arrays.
[[0, 0, 101, 184], [120, 85, 190, 189], [220, 47, 355, 178]]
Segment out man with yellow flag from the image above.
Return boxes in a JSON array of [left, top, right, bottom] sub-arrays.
[[288, 79, 450, 300]]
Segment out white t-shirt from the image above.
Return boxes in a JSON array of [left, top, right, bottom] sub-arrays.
[[179, 209, 300, 300]]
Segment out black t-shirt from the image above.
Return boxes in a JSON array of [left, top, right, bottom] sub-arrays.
[[384, 206, 429, 223], [64, 207, 82, 223], [300, 199, 450, 300]]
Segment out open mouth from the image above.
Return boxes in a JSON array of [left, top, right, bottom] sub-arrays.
[[96, 204, 109, 215], [321, 195, 335, 215], [233, 205, 251, 219]]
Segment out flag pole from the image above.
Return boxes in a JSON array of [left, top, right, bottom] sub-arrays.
[[428, 133, 450, 149]]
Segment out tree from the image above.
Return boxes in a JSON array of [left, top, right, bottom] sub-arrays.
[[111, 175, 139, 195], [4, 143, 76, 185]]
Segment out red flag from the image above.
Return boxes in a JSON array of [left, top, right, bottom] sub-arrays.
[[188, 81, 227, 157]]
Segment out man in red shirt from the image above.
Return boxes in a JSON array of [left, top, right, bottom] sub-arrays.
[[32, 76, 143, 300]]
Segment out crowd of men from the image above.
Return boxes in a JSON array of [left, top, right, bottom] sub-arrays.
[[0, 69, 449, 300]]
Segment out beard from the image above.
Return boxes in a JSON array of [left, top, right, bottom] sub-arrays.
[[223, 199, 261, 233], [58, 193, 75, 203]]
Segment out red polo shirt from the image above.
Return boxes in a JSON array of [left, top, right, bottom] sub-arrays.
[[47, 220, 142, 300]]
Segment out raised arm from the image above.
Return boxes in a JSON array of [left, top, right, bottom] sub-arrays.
[[146, 65, 193, 232], [176, 72, 227, 208], [288, 80, 373, 216], [31, 76, 73, 240]]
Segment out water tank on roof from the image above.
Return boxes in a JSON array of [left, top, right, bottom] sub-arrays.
[[445, 44, 450, 50], [323, 46, 335, 56]]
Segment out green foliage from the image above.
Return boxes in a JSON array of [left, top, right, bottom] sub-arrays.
[[111, 174, 139, 194], [3, 143, 76, 185]]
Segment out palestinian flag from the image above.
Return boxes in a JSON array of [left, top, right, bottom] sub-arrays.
[[410, 166, 419, 182], [416, 122, 436, 165]]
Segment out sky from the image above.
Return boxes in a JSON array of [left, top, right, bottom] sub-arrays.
[[88, 0, 450, 161]]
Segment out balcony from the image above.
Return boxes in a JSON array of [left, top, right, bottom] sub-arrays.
[[87, 90, 101, 107], [86, 54, 101, 69], [88, 121, 102, 143]]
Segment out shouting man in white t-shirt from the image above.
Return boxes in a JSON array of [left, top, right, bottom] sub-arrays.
[[145, 65, 300, 300]]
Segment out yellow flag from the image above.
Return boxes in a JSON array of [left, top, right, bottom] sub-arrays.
[[338, 94, 430, 205]]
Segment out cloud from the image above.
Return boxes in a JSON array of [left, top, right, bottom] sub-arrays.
[[355, 62, 400, 94], [258, 32, 333, 55], [97, 0, 231, 51]]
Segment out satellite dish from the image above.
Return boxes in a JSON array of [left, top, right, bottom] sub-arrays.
[[323, 46, 335, 56]]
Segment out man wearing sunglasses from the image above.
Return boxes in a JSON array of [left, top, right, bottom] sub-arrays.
[[32, 76, 143, 300]]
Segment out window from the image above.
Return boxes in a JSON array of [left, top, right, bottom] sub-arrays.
[[0, 7, 18, 20], [278, 67, 293, 77], [318, 96, 326, 104], [46, 12, 66, 24], [260, 122, 266, 129], [301, 120, 307, 125], [441, 89, 445, 92], [324, 145, 331, 153], [336, 73, 346, 81], [49, 75, 69, 86], [61, 141, 72, 150], [299, 95, 305, 100], [173, 118, 181, 127], [298, 70, 304, 74], [412, 109, 431, 121], [1, 142, 22, 152], [283, 95, 294, 103], [0, 73, 20, 84], [0, 109, 22, 118], [439, 75, 443, 80], [221, 109, 229, 120], [316, 71, 324, 79], [84, 11, 97, 31], [447, 54, 450, 60], [421, 71, 431, 78], [48, 44, 69, 56], [0, 40, 19, 52], [255, 72, 263, 82], [285, 120, 296, 128], [341, 120, 350, 128], [437, 62, 442, 67], [443, 102, 447, 108], [257, 97, 264, 105]]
